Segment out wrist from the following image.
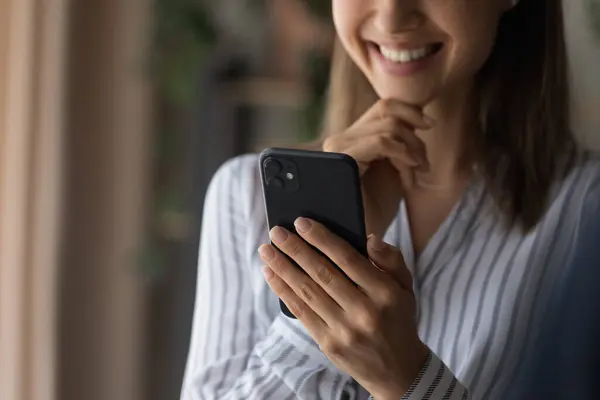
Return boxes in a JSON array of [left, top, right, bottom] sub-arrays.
[[369, 343, 431, 400]]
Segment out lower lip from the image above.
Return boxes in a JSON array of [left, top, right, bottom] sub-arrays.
[[369, 43, 442, 77]]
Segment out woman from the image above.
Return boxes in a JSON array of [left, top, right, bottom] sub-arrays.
[[182, 0, 600, 399]]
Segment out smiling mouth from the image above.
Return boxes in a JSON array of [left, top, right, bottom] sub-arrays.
[[374, 43, 444, 64]]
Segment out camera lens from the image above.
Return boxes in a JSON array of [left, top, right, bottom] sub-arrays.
[[270, 177, 284, 188], [263, 158, 282, 180]]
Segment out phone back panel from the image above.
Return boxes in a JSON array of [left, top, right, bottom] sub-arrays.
[[259, 148, 367, 318]]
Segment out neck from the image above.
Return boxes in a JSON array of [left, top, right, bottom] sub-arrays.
[[414, 84, 474, 188]]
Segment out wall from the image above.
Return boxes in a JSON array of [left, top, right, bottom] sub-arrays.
[[0, 0, 66, 399], [58, 0, 152, 400], [564, 0, 600, 149]]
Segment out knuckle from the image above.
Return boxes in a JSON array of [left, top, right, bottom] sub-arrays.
[[269, 254, 285, 274], [378, 287, 399, 306], [361, 321, 379, 337], [340, 249, 363, 268], [374, 135, 388, 148], [316, 264, 334, 286], [380, 131, 393, 141], [319, 335, 342, 355], [380, 116, 396, 132], [288, 299, 304, 318], [299, 283, 314, 302], [355, 308, 380, 333], [338, 327, 360, 347], [265, 271, 283, 292]]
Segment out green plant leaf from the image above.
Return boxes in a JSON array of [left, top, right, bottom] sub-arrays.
[[304, 0, 331, 20], [152, 0, 217, 103], [590, 0, 600, 40]]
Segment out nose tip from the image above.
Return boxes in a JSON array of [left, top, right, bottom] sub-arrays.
[[373, 2, 424, 34]]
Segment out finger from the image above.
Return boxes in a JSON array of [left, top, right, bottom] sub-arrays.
[[343, 134, 421, 174], [268, 227, 365, 311], [397, 166, 417, 191], [293, 218, 385, 293], [367, 234, 413, 291], [336, 117, 428, 165], [262, 265, 328, 338], [373, 116, 429, 167], [259, 241, 343, 324], [354, 98, 435, 130]]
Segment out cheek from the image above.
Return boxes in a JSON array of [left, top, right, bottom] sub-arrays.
[[451, 33, 496, 75], [332, 0, 352, 36], [441, 12, 501, 78], [332, 0, 364, 54]]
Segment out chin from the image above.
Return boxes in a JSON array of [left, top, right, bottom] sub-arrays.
[[371, 79, 440, 107]]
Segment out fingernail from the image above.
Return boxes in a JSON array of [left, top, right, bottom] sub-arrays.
[[423, 114, 436, 126], [262, 266, 274, 280], [258, 245, 275, 261], [294, 217, 312, 234], [270, 227, 288, 243], [368, 234, 388, 252]]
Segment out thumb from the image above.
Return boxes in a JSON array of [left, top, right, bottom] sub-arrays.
[[367, 234, 413, 290]]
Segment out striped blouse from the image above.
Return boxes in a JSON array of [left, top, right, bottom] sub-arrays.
[[181, 152, 600, 400]]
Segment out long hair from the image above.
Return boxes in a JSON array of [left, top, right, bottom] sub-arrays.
[[320, 0, 576, 231]]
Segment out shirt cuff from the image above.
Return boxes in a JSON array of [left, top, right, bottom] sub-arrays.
[[368, 351, 468, 400]]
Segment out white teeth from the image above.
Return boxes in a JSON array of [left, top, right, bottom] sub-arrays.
[[380, 45, 436, 63]]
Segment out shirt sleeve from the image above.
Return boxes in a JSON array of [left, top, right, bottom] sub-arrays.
[[180, 155, 354, 400], [401, 351, 469, 399], [368, 350, 469, 400]]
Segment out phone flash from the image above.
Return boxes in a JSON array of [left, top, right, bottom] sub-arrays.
[[286, 173, 294, 180]]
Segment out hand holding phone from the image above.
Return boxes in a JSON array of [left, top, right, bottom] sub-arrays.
[[260, 148, 367, 318], [258, 149, 428, 392]]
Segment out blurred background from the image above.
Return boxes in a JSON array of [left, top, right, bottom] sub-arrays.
[[0, 1, 598, 400]]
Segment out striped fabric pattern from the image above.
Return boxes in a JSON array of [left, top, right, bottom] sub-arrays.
[[404, 352, 433, 398], [181, 153, 600, 400], [368, 351, 468, 400]]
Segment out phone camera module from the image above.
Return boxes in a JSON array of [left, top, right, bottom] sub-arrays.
[[263, 158, 282, 180], [262, 155, 299, 192], [270, 177, 284, 188]]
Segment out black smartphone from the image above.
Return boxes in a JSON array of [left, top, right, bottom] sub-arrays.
[[259, 147, 368, 319]]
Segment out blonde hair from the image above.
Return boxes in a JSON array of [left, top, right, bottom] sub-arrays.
[[321, 39, 378, 137]]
